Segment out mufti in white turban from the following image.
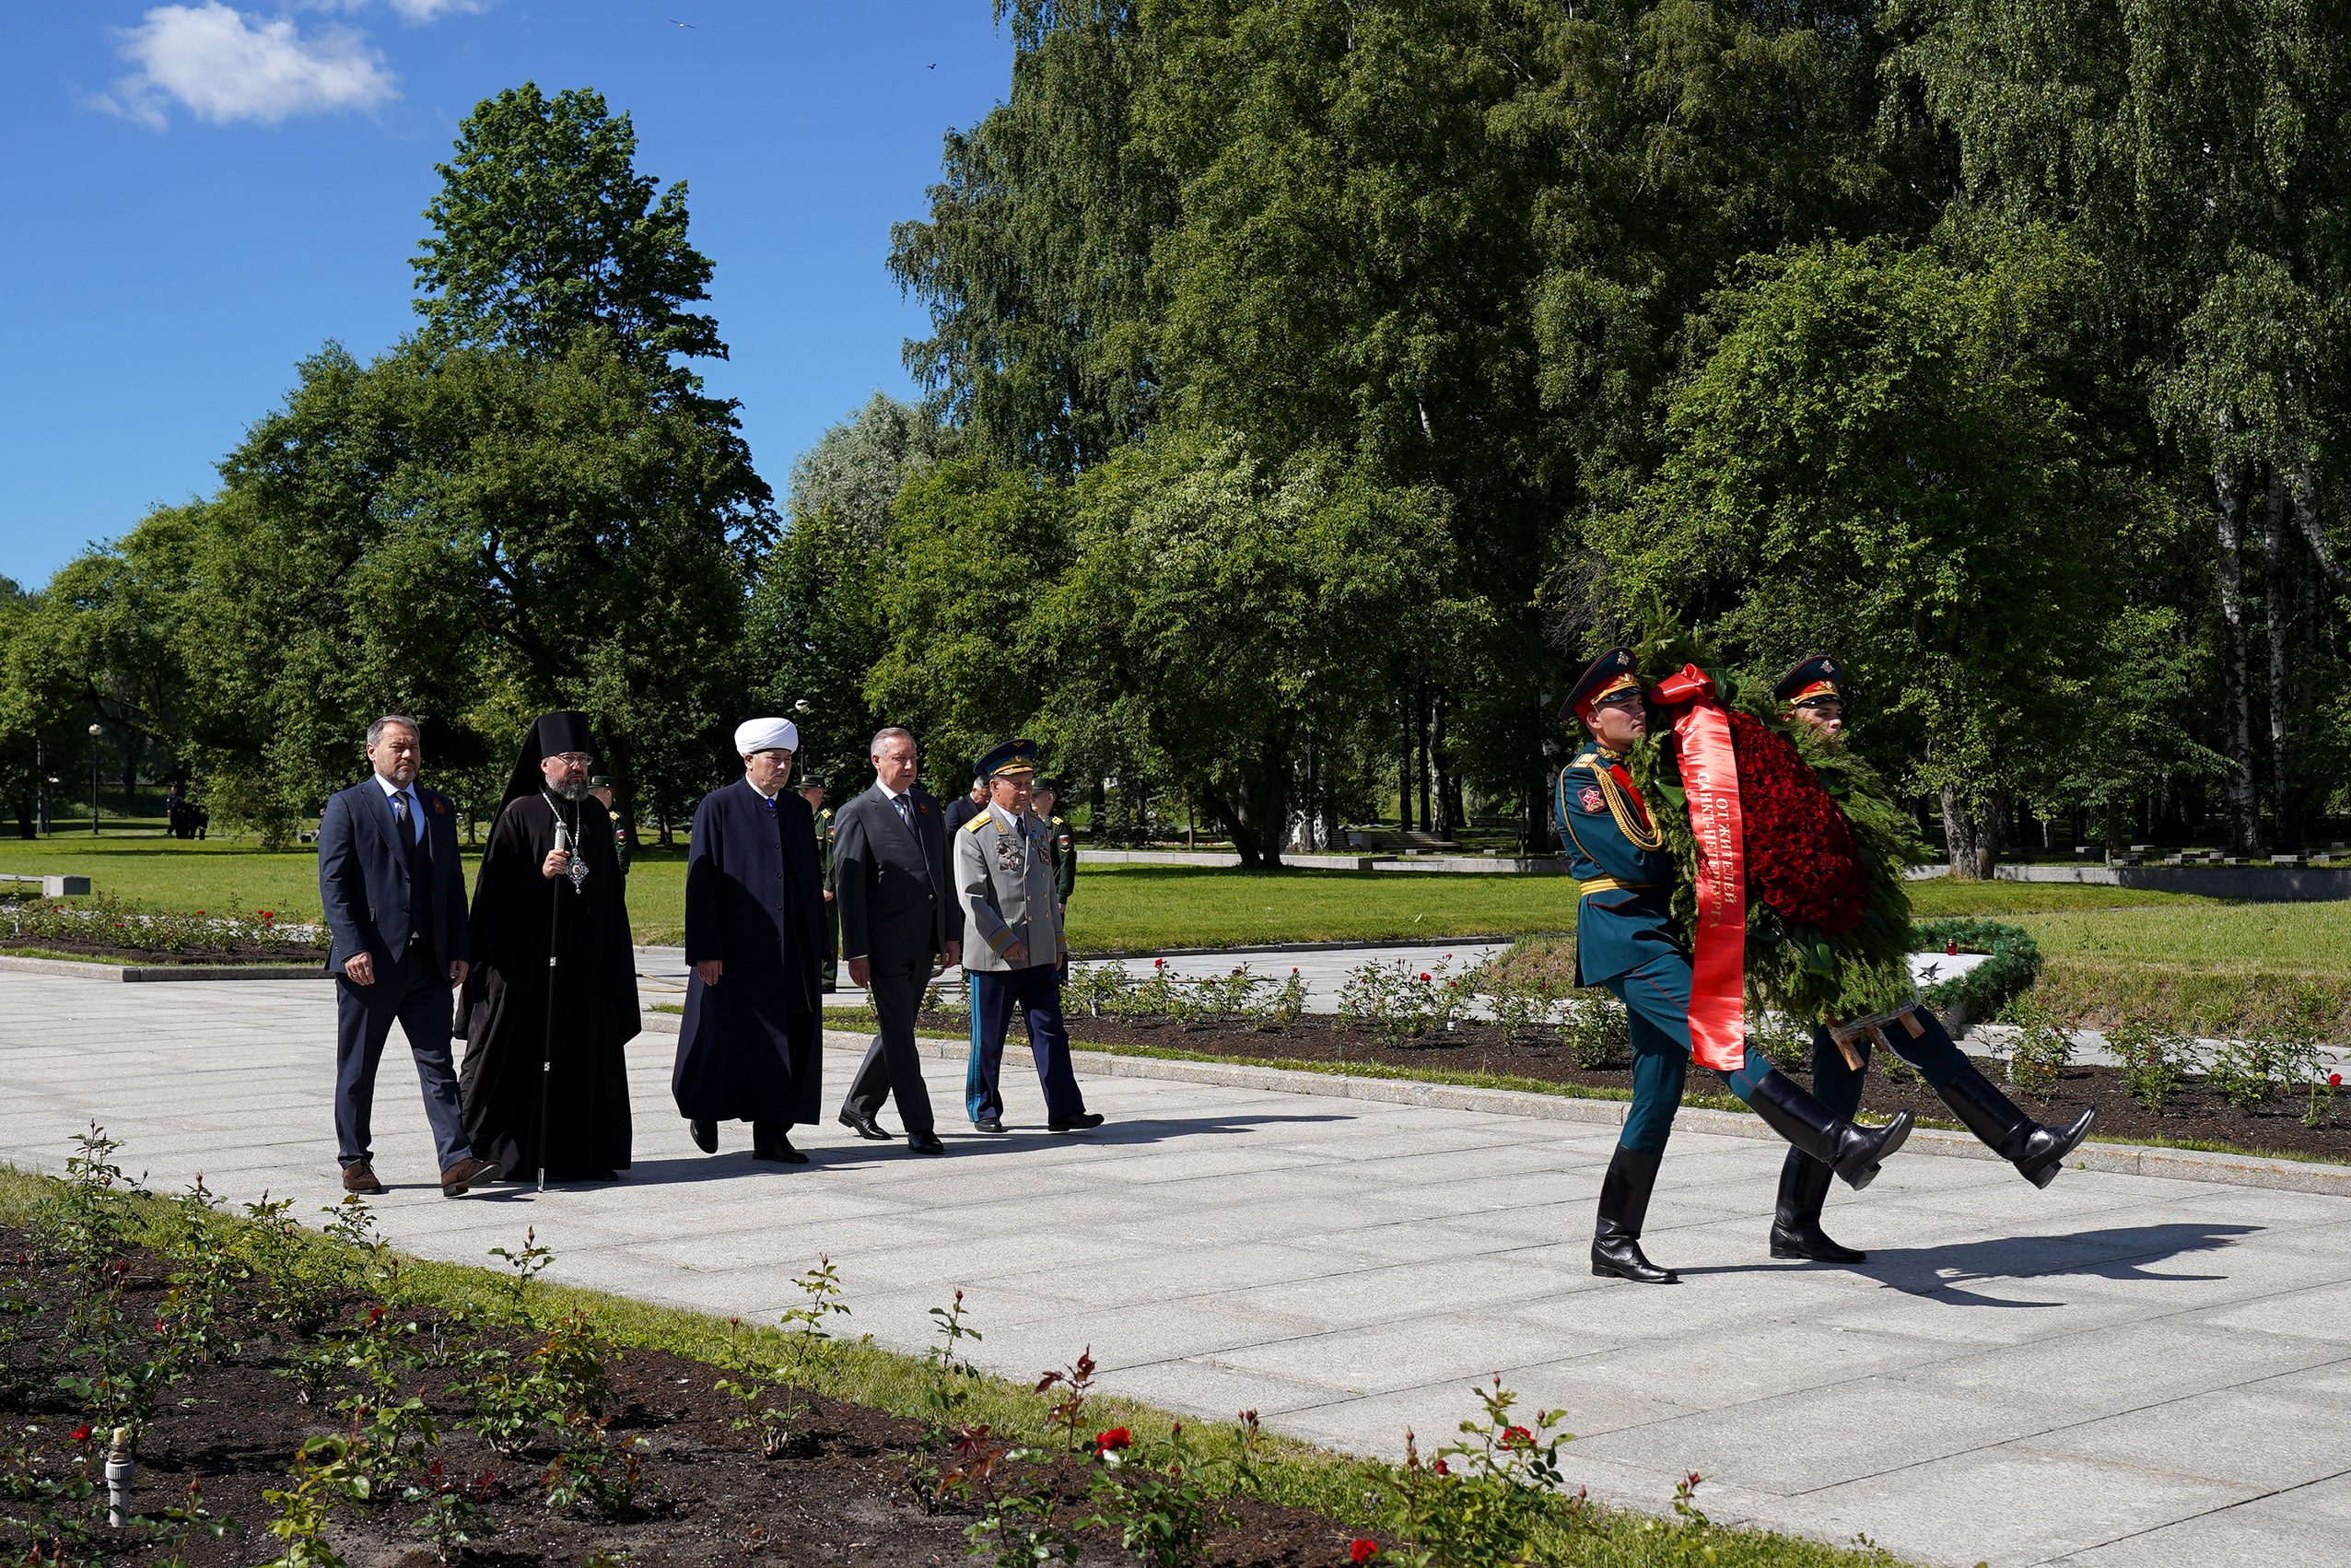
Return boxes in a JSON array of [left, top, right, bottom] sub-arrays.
[[734, 717, 799, 756]]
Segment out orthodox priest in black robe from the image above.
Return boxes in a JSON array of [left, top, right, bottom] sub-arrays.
[[457, 710, 640, 1183], [673, 716, 829, 1163]]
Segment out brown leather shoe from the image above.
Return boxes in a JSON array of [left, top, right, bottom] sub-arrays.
[[341, 1161, 385, 1196], [439, 1156, 502, 1197]]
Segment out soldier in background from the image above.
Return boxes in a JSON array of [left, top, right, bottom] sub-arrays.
[[589, 777, 629, 877], [1030, 779, 1076, 985], [801, 775, 837, 991], [1030, 780, 1077, 915]]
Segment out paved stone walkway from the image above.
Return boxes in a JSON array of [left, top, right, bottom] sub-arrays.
[[8, 970, 2351, 1567]]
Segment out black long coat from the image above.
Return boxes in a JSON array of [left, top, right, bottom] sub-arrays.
[[672, 778, 830, 1125], [456, 792, 639, 1181]]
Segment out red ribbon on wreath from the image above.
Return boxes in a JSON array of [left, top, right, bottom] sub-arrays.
[[1652, 664, 1746, 1071]]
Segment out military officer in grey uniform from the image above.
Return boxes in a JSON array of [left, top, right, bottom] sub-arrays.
[[801, 776, 837, 990], [955, 740, 1102, 1133]]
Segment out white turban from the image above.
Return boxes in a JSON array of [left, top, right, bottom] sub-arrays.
[[734, 717, 799, 756]]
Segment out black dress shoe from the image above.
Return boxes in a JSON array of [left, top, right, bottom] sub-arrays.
[[751, 1135, 810, 1164], [974, 1117, 1005, 1133], [908, 1131, 946, 1154], [689, 1117, 719, 1154], [837, 1107, 892, 1141], [1047, 1112, 1105, 1132]]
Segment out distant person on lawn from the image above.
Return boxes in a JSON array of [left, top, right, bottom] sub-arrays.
[[456, 711, 640, 1185], [673, 717, 831, 1163], [954, 739, 1101, 1135], [316, 714, 499, 1199]]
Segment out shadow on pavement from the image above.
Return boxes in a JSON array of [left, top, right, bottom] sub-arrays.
[[1685, 1222, 2263, 1306], [592, 1110, 1358, 1188]]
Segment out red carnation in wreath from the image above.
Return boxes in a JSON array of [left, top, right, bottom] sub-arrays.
[[1724, 710, 1870, 934]]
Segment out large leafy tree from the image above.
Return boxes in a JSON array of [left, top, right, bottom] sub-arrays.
[[414, 83, 727, 372], [1886, 0, 2351, 849], [1598, 236, 2118, 874], [181, 335, 761, 842]]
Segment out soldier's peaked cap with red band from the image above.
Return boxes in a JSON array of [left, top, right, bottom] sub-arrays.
[[1562, 648, 1642, 726], [1774, 654, 1847, 708]]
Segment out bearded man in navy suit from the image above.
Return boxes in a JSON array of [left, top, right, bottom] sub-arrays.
[[316, 715, 502, 1199]]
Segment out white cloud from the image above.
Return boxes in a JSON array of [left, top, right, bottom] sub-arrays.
[[294, 0, 487, 20], [383, 0, 485, 20], [96, 4, 398, 129]]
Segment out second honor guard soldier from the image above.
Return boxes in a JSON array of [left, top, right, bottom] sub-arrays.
[[955, 741, 1103, 1133], [801, 775, 838, 991], [1558, 649, 1913, 1285], [1765, 656, 2096, 1263]]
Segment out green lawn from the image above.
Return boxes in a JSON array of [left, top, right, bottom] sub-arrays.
[[8, 832, 2338, 971]]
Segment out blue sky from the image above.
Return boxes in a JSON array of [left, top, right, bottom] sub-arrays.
[[0, 0, 1013, 586]]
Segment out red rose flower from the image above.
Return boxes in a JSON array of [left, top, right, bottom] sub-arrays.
[[2333, 1073, 2344, 1088], [1094, 1427, 1132, 1456], [69, 1423, 93, 1442], [1432, 1458, 1449, 1476], [1418, 972, 1432, 982], [1709, 710, 1871, 934], [1500, 1424, 1533, 1449], [1351, 1541, 1380, 1562]]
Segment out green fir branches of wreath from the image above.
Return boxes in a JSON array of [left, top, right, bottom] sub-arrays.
[[1623, 662, 1923, 1024]]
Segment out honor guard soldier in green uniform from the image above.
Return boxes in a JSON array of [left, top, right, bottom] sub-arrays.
[[1557, 649, 1914, 1284], [1765, 656, 2096, 1263], [801, 776, 838, 991]]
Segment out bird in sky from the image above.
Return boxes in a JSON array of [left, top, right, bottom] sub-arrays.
[[667, 18, 696, 27]]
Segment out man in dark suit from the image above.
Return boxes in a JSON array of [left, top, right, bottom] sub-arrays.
[[834, 726, 964, 1153], [317, 715, 502, 1199]]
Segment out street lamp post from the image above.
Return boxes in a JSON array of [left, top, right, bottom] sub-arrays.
[[88, 723, 102, 836]]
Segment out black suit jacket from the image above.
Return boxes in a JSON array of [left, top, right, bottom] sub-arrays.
[[835, 783, 961, 968], [317, 777, 470, 976]]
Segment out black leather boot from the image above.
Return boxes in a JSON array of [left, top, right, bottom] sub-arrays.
[[1745, 1071, 1912, 1191], [1936, 1056, 2096, 1188], [1769, 1149, 1866, 1262], [1591, 1147, 1678, 1284]]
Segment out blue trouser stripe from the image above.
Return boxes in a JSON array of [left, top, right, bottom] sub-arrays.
[[965, 965, 1087, 1124]]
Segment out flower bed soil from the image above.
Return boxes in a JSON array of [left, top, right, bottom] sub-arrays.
[[0, 937, 325, 966], [936, 1012, 2351, 1164], [0, 1225, 1362, 1566]]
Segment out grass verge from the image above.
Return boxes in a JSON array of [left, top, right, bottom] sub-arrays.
[[0, 1160, 1914, 1566]]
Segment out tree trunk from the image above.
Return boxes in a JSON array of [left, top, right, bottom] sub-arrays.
[[1941, 786, 2006, 879], [1430, 693, 1454, 839], [2260, 470, 2297, 848], [1415, 683, 1433, 833], [1391, 700, 1410, 832], [2212, 458, 2262, 855]]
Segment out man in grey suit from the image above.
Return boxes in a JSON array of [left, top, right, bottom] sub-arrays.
[[955, 739, 1102, 1134], [834, 727, 963, 1153]]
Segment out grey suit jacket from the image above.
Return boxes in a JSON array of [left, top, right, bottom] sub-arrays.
[[954, 802, 1066, 973], [835, 783, 959, 968]]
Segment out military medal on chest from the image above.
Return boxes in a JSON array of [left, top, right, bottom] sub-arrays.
[[996, 822, 1026, 874]]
